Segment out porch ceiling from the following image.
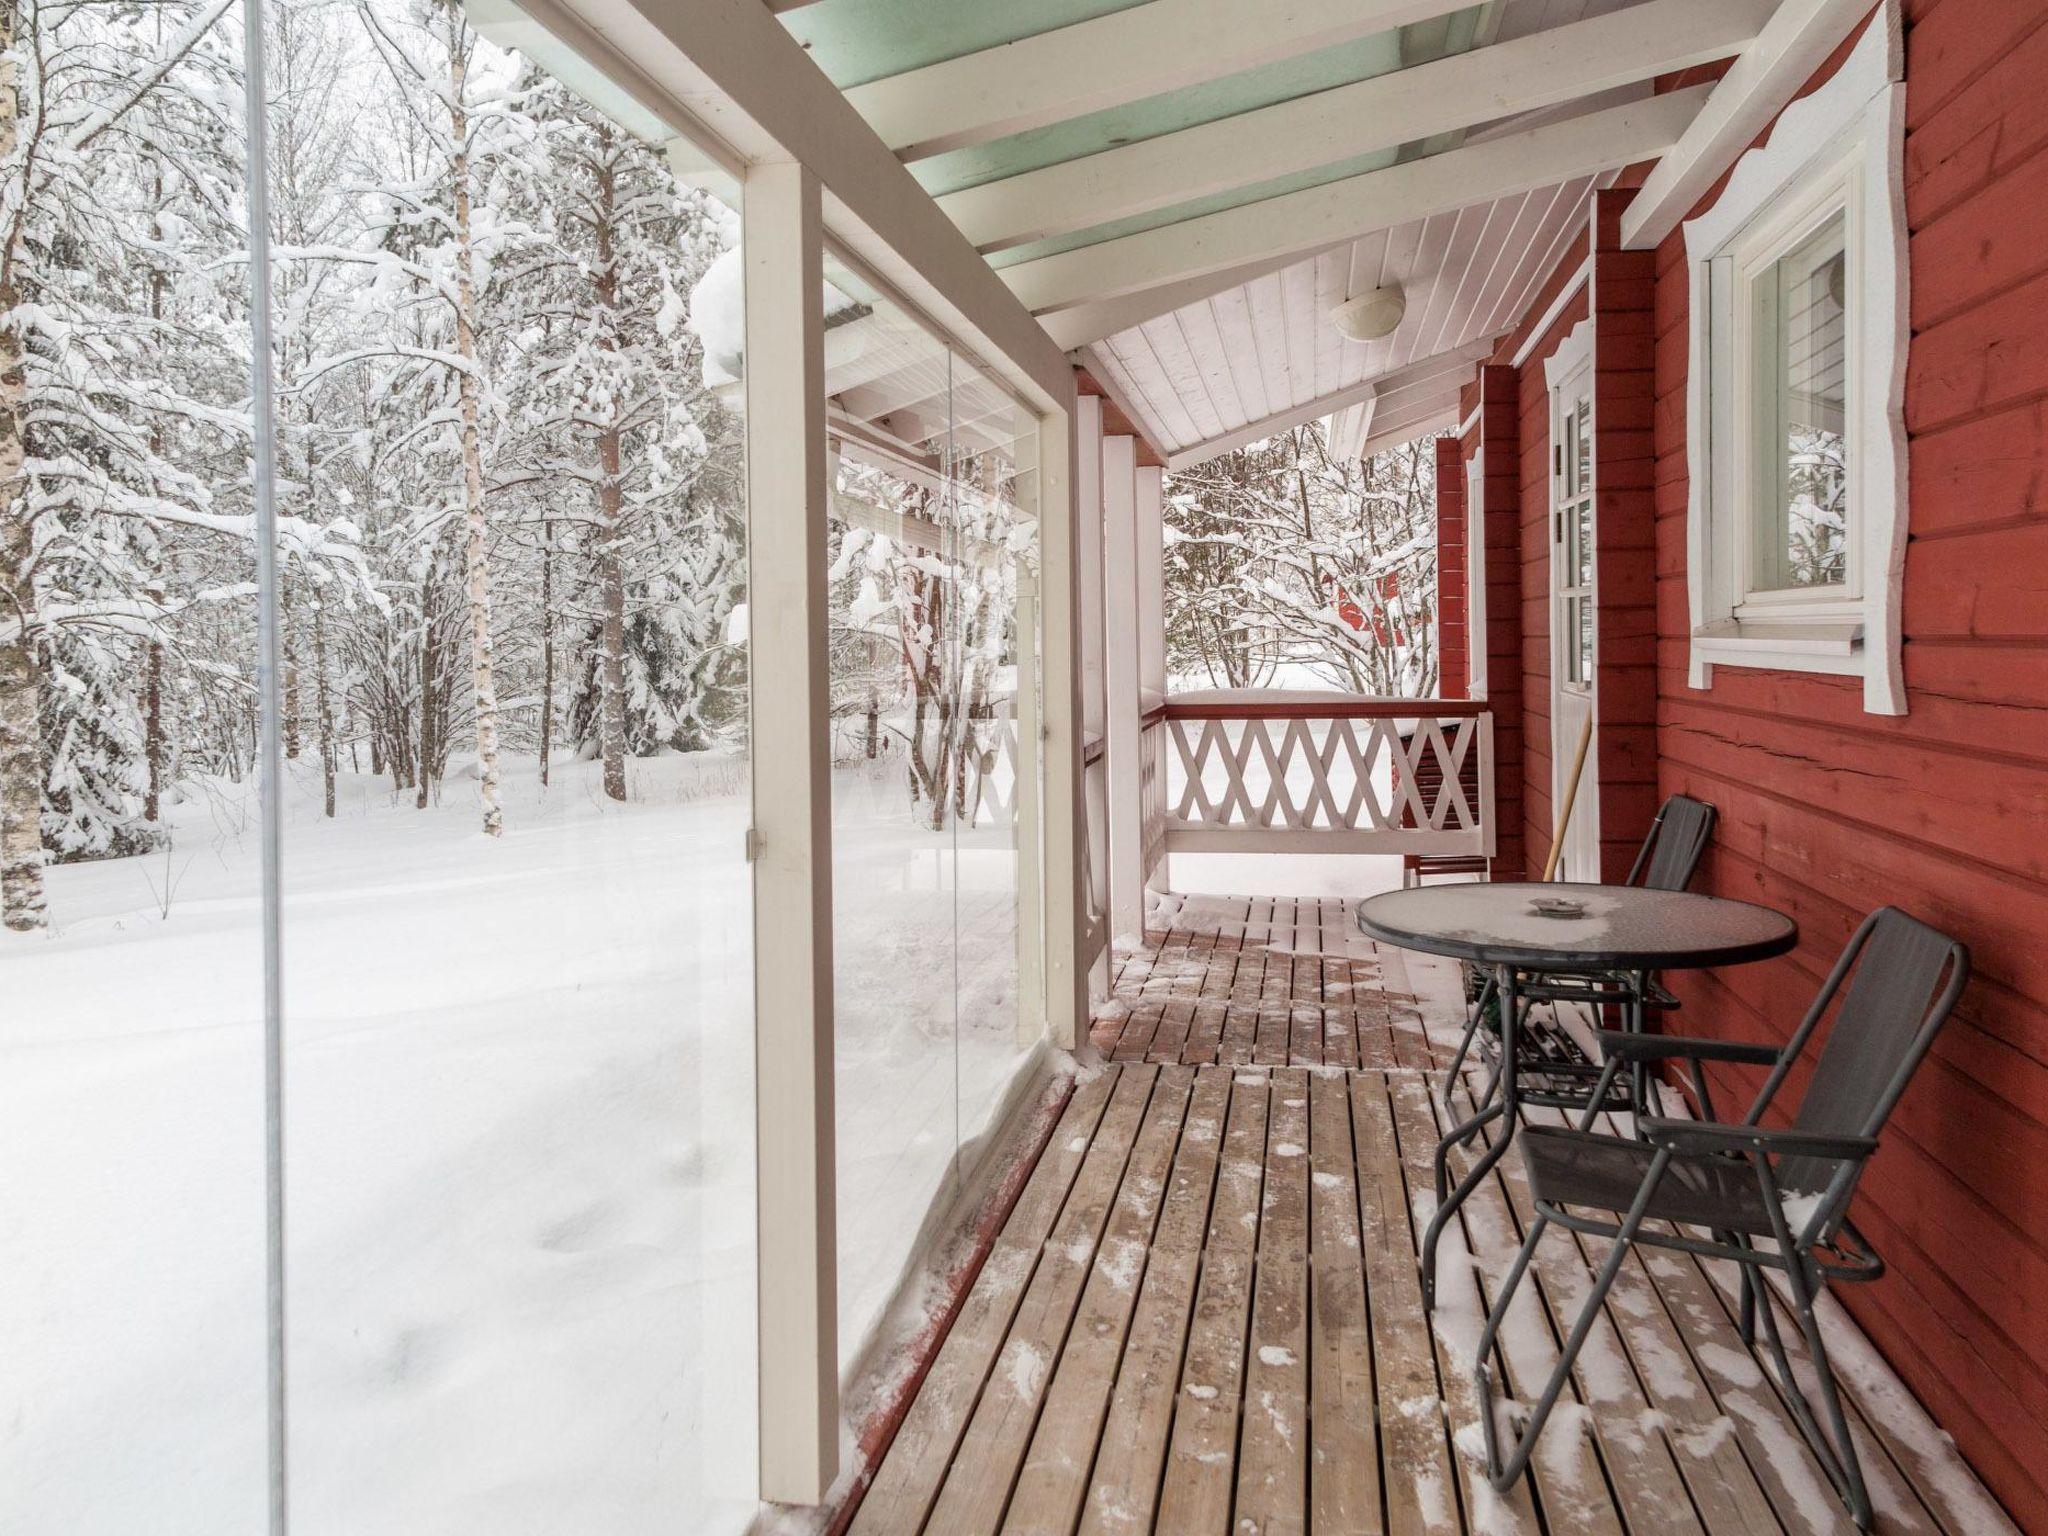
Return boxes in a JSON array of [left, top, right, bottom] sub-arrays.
[[772, 0, 1766, 464]]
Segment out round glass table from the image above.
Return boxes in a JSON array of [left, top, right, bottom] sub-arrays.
[[1356, 882, 1796, 1306]]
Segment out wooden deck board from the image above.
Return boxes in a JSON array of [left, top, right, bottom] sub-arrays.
[[850, 902, 2011, 1536]]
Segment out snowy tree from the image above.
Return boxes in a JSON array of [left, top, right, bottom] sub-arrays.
[[342, 0, 522, 835], [505, 73, 741, 797], [0, 0, 371, 930], [1162, 424, 1442, 697]]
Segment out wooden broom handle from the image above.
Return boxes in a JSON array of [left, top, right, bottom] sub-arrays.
[[1541, 713, 1594, 882]]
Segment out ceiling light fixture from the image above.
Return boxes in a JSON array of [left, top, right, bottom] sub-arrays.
[[1329, 285, 1406, 343]]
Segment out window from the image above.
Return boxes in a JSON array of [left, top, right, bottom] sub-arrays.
[[1683, 17, 1908, 714], [1748, 208, 1849, 595]]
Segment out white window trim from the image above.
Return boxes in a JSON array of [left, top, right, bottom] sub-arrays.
[[1683, 11, 1909, 714], [1466, 446, 1488, 698]]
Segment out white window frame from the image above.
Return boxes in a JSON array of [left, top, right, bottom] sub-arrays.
[[1546, 316, 1597, 701], [1683, 14, 1909, 714], [1465, 446, 1487, 698]]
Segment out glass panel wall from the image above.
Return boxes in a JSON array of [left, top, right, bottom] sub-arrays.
[[948, 365, 1038, 1168], [270, 6, 756, 1531], [825, 255, 1042, 1373], [2, 0, 1051, 1517], [5, 2, 758, 1531], [0, 2, 266, 1529], [824, 259, 962, 1366]]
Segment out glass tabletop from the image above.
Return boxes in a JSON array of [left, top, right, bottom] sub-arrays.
[[1355, 882, 1796, 971]]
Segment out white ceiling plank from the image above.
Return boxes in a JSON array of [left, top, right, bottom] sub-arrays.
[[1004, 86, 1710, 314], [1174, 302, 1250, 433], [1485, 174, 1596, 337], [1312, 248, 1350, 402], [1099, 331, 1203, 452], [1137, 315, 1227, 441], [1392, 208, 1459, 375], [843, 0, 1479, 162], [1468, 182, 1566, 337], [1206, 287, 1271, 423], [1084, 343, 1184, 461], [1280, 259, 1321, 418], [1426, 201, 1510, 362], [1244, 275, 1295, 429], [1621, 0, 1892, 249], [939, 0, 1769, 251]]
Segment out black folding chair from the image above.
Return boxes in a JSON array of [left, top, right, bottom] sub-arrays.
[[1446, 794, 1717, 1121], [1470, 907, 1969, 1531]]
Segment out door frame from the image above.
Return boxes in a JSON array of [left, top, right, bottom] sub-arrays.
[[1544, 317, 1600, 881]]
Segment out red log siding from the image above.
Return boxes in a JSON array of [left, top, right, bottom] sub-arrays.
[[1451, 0, 2048, 1518], [1648, 3, 2048, 1523], [1435, 433, 1470, 697], [1589, 189, 1662, 881], [1475, 365, 1527, 879]]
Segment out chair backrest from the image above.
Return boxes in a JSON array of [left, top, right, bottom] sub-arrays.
[[1627, 794, 1717, 891], [1762, 908, 1969, 1203]]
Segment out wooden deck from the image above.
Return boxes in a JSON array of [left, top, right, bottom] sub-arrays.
[[845, 896, 2015, 1536]]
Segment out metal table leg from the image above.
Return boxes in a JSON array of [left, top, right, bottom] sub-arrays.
[[1422, 961, 1520, 1309]]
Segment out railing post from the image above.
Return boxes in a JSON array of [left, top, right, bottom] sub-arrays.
[[1135, 462, 1168, 894], [1103, 434, 1145, 941], [742, 158, 836, 1504], [1074, 394, 1110, 995]]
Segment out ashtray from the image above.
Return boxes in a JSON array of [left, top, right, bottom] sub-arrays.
[[1529, 896, 1587, 919]]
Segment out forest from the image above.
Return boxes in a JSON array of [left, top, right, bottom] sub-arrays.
[[0, 0, 756, 934], [1162, 423, 1443, 695]]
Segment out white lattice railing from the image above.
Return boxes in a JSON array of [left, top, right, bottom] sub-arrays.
[[1162, 692, 1494, 857]]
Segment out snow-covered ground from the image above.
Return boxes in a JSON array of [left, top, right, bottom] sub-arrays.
[[1, 750, 1027, 1536]]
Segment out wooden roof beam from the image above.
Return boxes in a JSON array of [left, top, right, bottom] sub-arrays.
[[1001, 87, 1708, 317], [1621, 0, 1891, 249], [943, 0, 1769, 252], [845, 0, 1480, 163], [1160, 335, 1499, 470]]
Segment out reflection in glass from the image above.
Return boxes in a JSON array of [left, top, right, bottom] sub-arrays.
[[825, 258, 1041, 1373], [1751, 210, 1849, 592]]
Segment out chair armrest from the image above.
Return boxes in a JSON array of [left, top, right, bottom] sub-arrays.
[[1593, 1031, 1781, 1066], [1637, 1117, 1878, 1161]]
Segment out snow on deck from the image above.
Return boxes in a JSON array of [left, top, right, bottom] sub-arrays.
[[839, 899, 2016, 1536]]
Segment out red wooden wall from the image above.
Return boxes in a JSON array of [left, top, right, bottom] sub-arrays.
[[1653, 3, 2048, 1523], [1435, 433, 1470, 697], [1447, 0, 2048, 1521]]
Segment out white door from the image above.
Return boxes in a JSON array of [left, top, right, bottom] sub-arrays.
[[1549, 353, 1600, 882], [1466, 449, 1487, 698]]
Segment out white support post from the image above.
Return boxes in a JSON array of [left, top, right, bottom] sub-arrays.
[[1038, 403, 1089, 1047], [1013, 558, 1045, 1045], [1136, 464, 1166, 700], [742, 159, 837, 1505], [1103, 436, 1145, 940], [1134, 463, 1167, 894], [1076, 396, 1106, 740], [1073, 396, 1110, 1000]]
